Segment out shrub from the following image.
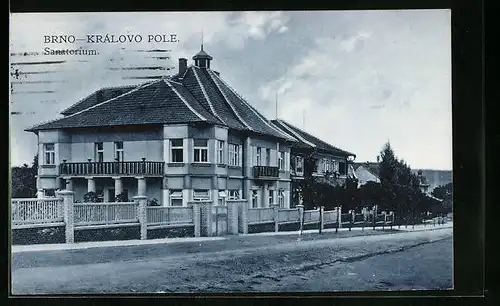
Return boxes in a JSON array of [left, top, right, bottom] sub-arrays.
[[83, 192, 99, 203], [147, 198, 160, 206], [115, 192, 129, 202]]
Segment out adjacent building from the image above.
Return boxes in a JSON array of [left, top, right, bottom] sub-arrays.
[[271, 119, 356, 207], [353, 162, 380, 186], [26, 46, 297, 209]]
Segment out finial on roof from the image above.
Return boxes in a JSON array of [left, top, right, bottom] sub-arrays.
[[201, 29, 204, 50]]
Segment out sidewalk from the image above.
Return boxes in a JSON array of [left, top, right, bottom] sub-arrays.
[[11, 222, 452, 254]]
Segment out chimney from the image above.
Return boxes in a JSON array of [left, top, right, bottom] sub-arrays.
[[213, 70, 220, 76], [376, 155, 380, 163], [178, 58, 187, 77]]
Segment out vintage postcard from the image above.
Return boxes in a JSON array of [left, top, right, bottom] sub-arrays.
[[9, 10, 453, 294]]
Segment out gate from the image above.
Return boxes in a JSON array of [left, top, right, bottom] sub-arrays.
[[212, 205, 228, 236]]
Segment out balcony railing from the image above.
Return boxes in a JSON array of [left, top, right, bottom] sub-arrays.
[[60, 160, 165, 176], [253, 166, 279, 179]]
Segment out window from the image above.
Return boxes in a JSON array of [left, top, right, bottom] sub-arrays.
[[278, 189, 285, 208], [228, 144, 240, 166], [170, 190, 183, 206], [44, 189, 56, 197], [251, 190, 259, 208], [278, 151, 284, 170], [193, 189, 210, 201], [323, 159, 330, 173], [108, 189, 115, 202], [217, 140, 225, 164], [266, 148, 271, 166], [114, 141, 124, 162], [170, 139, 184, 163], [95, 142, 104, 162], [193, 139, 209, 163], [296, 156, 304, 174], [256, 147, 262, 166], [269, 190, 274, 206], [44, 143, 55, 165], [218, 190, 227, 206], [339, 161, 347, 175], [228, 190, 240, 200]]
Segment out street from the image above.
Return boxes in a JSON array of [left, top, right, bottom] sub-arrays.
[[11, 227, 453, 294]]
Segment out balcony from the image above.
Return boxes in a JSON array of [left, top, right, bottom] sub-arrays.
[[253, 166, 279, 180], [60, 160, 165, 176]]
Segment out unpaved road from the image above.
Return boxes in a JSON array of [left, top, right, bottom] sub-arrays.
[[11, 228, 453, 294]]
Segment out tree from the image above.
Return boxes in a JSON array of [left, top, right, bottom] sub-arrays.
[[432, 183, 453, 201], [11, 154, 38, 198]]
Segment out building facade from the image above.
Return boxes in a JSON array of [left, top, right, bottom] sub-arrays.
[[271, 119, 356, 208], [27, 46, 297, 209]]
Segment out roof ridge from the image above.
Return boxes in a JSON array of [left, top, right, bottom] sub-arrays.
[[191, 67, 226, 125], [60, 83, 140, 115], [281, 119, 355, 156], [270, 121, 299, 142], [276, 119, 316, 147], [26, 80, 159, 132], [213, 75, 296, 141], [205, 69, 252, 131], [163, 79, 207, 122]]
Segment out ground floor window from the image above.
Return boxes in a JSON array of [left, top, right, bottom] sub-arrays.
[[218, 190, 227, 206], [170, 190, 183, 206], [193, 189, 210, 201], [228, 190, 240, 200], [269, 190, 274, 206], [278, 189, 285, 208], [251, 190, 259, 208]]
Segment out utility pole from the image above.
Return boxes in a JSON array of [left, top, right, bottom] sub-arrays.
[[275, 92, 278, 119], [302, 109, 306, 129]]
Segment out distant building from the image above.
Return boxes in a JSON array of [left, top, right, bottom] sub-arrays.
[[411, 169, 452, 192], [352, 162, 380, 186], [270, 119, 356, 208]]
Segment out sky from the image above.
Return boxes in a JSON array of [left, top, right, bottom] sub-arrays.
[[9, 10, 452, 170]]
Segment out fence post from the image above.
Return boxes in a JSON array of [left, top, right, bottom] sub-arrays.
[[337, 206, 342, 229], [297, 204, 304, 233], [58, 190, 74, 244], [227, 200, 239, 235], [390, 211, 393, 230], [199, 200, 213, 237], [271, 204, 279, 232], [133, 196, 148, 240], [190, 202, 201, 237], [319, 206, 324, 234], [382, 211, 386, 230], [348, 210, 353, 231], [372, 209, 376, 230]]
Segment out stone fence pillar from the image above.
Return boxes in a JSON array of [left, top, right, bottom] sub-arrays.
[[199, 200, 213, 237], [337, 206, 342, 228], [227, 200, 239, 235], [133, 196, 148, 240], [271, 204, 280, 232], [238, 199, 248, 234], [297, 204, 304, 232], [189, 202, 201, 237], [57, 190, 74, 244]]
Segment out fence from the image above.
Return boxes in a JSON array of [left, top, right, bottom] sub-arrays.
[[147, 206, 194, 229], [14, 191, 446, 245], [74, 202, 138, 228], [248, 207, 275, 225], [11, 198, 64, 228]]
